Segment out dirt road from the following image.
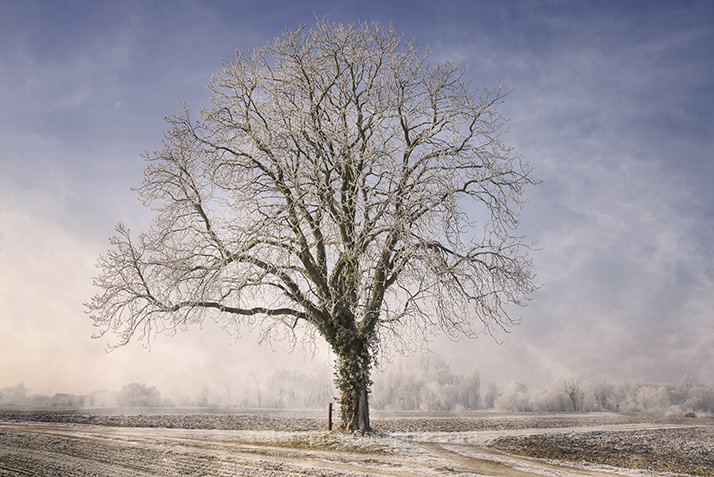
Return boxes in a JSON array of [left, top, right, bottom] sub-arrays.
[[1, 417, 709, 476], [4, 422, 405, 476]]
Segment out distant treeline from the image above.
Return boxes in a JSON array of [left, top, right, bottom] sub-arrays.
[[2, 355, 712, 415], [373, 354, 714, 415], [0, 382, 173, 408], [493, 374, 714, 414]]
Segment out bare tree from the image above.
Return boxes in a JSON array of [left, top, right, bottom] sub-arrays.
[[224, 382, 232, 408], [496, 381, 530, 412], [593, 375, 612, 411], [249, 371, 262, 408], [86, 18, 536, 432], [198, 386, 209, 407], [485, 382, 499, 410], [564, 376, 583, 412], [461, 369, 481, 410]]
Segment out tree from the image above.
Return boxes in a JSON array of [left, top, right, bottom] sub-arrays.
[[86, 18, 536, 433], [533, 380, 570, 412], [249, 371, 262, 408], [496, 381, 530, 412], [199, 386, 210, 407], [460, 369, 481, 410], [484, 382, 499, 410], [593, 375, 613, 411], [564, 376, 582, 412], [117, 383, 162, 407], [0, 382, 27, 405]]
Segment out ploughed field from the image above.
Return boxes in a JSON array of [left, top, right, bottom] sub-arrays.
[[1, 408, 712, 476]]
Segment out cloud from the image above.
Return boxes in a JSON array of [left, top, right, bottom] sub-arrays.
[[419, 2, 714, 387], [1, 2, 712, 397]]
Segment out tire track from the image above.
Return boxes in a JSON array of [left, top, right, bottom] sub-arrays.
[[0, 423, 420, 476]]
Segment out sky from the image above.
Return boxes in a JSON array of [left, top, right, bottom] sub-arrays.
[[1, 0, 713, 400]]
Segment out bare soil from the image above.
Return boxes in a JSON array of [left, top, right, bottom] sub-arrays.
[[490, 426, 714, 476]]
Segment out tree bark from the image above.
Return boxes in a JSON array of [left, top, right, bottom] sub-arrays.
[[333, 338, 372, 434]]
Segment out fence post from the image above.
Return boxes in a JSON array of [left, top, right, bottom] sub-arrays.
[[328, 402, 333, 431]]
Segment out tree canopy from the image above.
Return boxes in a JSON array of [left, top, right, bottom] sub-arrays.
[[87, 18, 537, 432]]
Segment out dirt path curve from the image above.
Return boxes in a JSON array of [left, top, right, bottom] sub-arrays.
[[396, 422, 706, 476], [421, 442, 628, 477], [420, 442, 545, 476]]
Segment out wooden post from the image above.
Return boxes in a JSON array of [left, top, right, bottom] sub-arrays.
[[328, 402, 333, 431]]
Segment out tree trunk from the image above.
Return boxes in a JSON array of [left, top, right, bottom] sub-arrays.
[[333, 339, 372, 434], [569, 393, 578, 412]]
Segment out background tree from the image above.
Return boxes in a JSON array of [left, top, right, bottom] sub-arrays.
[[496, 381, 530, 412], [371, 354, 481, 411], [593, 375, 613, 411], [87, 18, 536, 432], [117, 383, 162, 407], [249, 371, 262, 408], [0, 383, 27, 405], [564, 376, 583, 412], [484, 382, 499, 410], [460, 369, 481, 410], [532, 380, 570, 412]]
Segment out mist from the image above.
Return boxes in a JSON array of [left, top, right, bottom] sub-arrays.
[[3, 352, 713, 420]]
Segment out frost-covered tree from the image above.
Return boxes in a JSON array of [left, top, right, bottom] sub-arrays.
[[563, 376, 582, 412], [484, 382, 499, 410], [593, 376, 614, 411], [86, 18, 536, 432], [372, 354, 481, 411], [533, 380, 570, 412], [496, 381, 530, 412], [117, 383, 162, 407], [460, 369, 481, 410]]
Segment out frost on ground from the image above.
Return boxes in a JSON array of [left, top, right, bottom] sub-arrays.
[[1, 409, 712, 476], [489, 427, 714, 476]]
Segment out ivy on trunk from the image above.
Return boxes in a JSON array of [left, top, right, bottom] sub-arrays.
[[334, 340, 372, 433]]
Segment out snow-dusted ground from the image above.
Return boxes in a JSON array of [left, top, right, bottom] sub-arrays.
[[0, 409, 711, 476]]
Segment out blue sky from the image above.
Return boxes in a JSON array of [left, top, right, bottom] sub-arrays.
[[1, 0, 713, 398]]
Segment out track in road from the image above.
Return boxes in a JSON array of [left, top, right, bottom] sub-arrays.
[[1, 421, 697, 476]]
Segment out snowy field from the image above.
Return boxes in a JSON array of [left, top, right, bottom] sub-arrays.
[[0, 408, 712, 476]]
